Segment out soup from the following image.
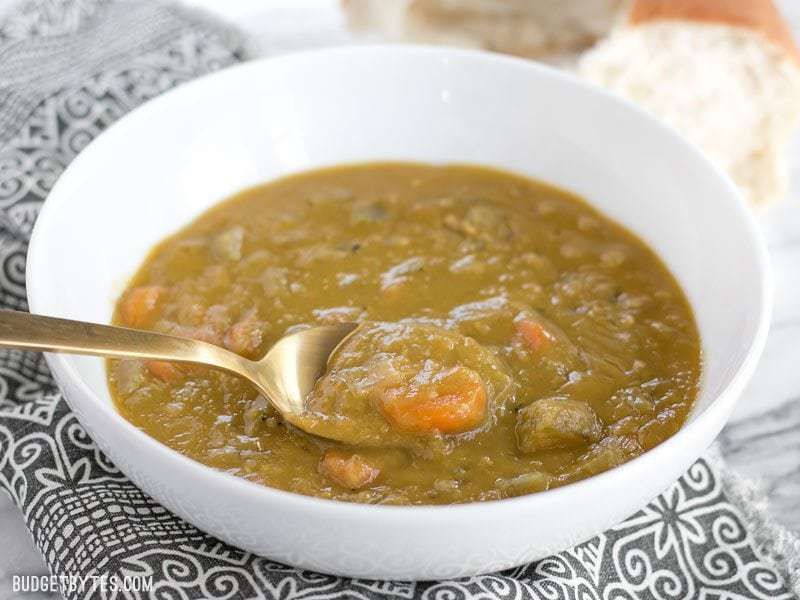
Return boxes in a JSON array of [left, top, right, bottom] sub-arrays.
[[108, 163, 700, 505]]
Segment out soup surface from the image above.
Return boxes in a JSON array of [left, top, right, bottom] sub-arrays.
[[108, 163, 701, 505]]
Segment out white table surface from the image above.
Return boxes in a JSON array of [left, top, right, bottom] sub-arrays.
[[2, 0, 800, 593]]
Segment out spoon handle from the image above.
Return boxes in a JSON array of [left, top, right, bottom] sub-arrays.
[[0, 309, 249, 376]]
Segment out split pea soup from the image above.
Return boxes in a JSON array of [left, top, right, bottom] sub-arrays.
[[108, 163, 701, 505]]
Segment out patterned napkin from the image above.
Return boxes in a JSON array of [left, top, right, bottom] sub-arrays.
[[0, 1, 797, 598]]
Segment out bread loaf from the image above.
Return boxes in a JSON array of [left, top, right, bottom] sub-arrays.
[[580, 0, 800, 206], [342, 0, 623, 58]]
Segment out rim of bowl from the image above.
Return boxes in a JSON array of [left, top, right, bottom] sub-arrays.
[[26, 44, 773, 518]]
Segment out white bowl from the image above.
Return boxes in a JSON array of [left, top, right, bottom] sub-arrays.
[[27, 46, 770, 580]]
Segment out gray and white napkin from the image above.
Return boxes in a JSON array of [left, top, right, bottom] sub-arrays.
[[0, 1, 796, 598]]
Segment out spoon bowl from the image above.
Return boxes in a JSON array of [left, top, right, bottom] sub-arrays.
[[247, 322, 360, 418]]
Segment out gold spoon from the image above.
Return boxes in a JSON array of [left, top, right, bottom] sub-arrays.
[[0, 310, 358, 438]]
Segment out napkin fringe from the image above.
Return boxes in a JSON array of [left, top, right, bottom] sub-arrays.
[[708, 446, 800, 596]]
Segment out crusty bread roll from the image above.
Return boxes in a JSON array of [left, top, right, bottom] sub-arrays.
[[580, 0, 800, 206], [342, 0, 623, 58]]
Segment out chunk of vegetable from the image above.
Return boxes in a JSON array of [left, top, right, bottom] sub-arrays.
[[242, 395, 276, 436], [516, 397, 602, 453], [443, 201, 512, 242], [514, 319, 553, 352], [145, 360, 183, 383], [121, 286, 165, 327], [637, 408, 680, 450], [379, 365, 487, 434], [562, 436, 641, 482], [112, 360, 146, 395], [210, 226, 244, 262], [319, 450, 379, 489], [497, 471, 553, 497], [223, 309, 263, 357]]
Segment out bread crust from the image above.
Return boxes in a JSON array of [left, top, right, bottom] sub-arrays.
[[627, 0, 800, 63], [342, 0, 623, 58], [405, 0, 597, 56]]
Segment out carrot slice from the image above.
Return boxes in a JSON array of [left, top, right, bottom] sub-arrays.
[[121, 286, 165, 328], [145, 360, 182, 383], [379, 366, 487, 434], [514, 319, 552, 352], [319, 450, 379, 489]]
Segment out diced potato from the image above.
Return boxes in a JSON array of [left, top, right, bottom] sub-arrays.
[[319, 450, 379, 489], [516, 397, 602, 453], [145, 360, 183, 383], [121, 285, 165, 327], [379, 365, 487, 434]]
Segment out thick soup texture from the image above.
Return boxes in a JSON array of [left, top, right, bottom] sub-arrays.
[[108, 163, 701, 505]]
